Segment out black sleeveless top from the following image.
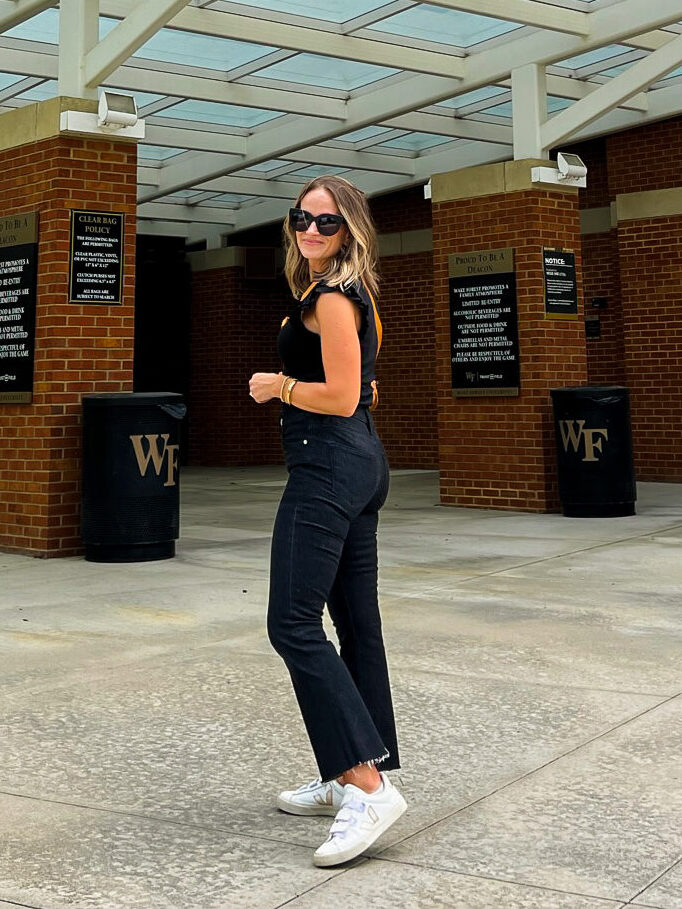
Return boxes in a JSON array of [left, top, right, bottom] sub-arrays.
[[277, 280, 379, 408]]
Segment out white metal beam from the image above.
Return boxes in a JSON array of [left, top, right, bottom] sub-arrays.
[[85, 0, 190, 88], [499, 73, 648, 112], [382, 111, 513, 144], [138, 201, 237, 224], [0, 0, 55, 33], [512, 63, 546, 159], [58, 0, 99, 99], [542, 32, 682, 150]]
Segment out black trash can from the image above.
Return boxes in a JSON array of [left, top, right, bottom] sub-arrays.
[[550, 386, 636, 518], [82, 392, 186, 562]]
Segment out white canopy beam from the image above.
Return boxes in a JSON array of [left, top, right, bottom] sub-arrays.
[[137, 202, 237, 224], [542, 32, 682, 150], [512, 63, 546, 159], [383, 111, 513, 144], [85, 0, 190, 89], [58, 0, 99, 99], [0, 0, 55, 33]]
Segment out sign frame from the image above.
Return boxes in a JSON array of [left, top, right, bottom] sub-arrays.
[[448, 247, 520, 397], [0, 211, 39, 404], [543, 247, 578, 320], [68, 209, 124, 305]]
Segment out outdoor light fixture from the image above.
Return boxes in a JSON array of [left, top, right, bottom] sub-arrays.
[[98, 91, 138, 129], [531, 152, 587, 189], [60, 92, 145, 140]]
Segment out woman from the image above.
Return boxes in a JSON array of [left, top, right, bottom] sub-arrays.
[[249, 175, 406, 867]]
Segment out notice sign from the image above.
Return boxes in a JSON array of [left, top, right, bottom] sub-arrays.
[[543, 248, 577, 319], [0, 212, 38, 404], [449, 247, 520, 397], [69, 210, 123, 304]]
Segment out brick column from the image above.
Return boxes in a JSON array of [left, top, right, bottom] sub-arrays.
[[0, 98, 137, 556], [432, 161, 588, 512], [616, 190, 682, 482]]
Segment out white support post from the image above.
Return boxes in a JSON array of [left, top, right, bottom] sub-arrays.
[[58, 0, 99, 99], [512, 64, 547, 159]]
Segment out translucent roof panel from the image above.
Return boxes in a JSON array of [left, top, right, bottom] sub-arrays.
[[160, 101, 282, 129], [241, 160, 294, 173], [379, 133, 455, 151], [556, 45, 632, 70], [118, 22, 271, 72], [479, 102, 513, 118], [223, 0, 391, 24], [255, 55, 399, 91], [0, 74, 27, 91], [338, 126, 393, 143], [5, 9, 58, 42], [16, 79, 57, 102], [289, 165, 350, 178], [368, 6, 520, 48], [436, 86, 508, 110], [138, 146, 185, 161]]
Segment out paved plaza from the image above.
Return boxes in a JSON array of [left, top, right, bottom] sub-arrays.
[[0, 468, 680, 908]]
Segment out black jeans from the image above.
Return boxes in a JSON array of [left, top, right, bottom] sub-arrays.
[[267, 405, 400, 783]]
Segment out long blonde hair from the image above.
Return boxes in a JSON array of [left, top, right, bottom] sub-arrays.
[[283, 175, 379, 299]]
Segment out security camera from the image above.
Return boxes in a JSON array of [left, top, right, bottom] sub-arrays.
[[98, 91, 138, 129], [556, 152, 587, 181]]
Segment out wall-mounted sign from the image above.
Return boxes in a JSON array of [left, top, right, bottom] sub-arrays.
[[448, 247, 520, 397], [0, 212, 39, 404], [585, 315, 601, 339], [543, 248, 577, 319], [69, 210, 123, 304]]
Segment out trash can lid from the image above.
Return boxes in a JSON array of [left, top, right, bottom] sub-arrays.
[[550, 385, 627, 397], [82, 392, 184, 407]]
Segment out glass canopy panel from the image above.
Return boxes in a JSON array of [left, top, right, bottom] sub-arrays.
[[16, 80, 57, 101], [547, 96, 573, 114], [289, 165, 349, 178], [379, 133, 455, 151], [161, 100, 282, 128], [242, 160, 294, 172], [482, 101, 513, 118], [221, 0, 391, 24], [338, 126, 392, 143], [436, 86, 508, 110], [138, 145, 185, 161], [212, 193, 255, 203], [368, 5, 520, 47], [6, 9, 58, 42], [122, 23, 271, 71], [556, 45, 632, 69], [0, 74, 26, 91], [256, 55, 398, 91]]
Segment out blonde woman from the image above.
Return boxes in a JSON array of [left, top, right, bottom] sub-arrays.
[[249, 175, 406, 867]]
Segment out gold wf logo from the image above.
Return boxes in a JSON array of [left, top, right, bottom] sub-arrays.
[[129, 434, 179, 487], [559, 420, 608, 462]]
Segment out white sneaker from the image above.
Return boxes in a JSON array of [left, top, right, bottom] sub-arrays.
[[313, 773, 407, 867], [277, 778, 346, 816]]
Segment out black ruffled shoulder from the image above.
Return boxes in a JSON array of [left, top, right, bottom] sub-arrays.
[[298, 280, 369, 337]]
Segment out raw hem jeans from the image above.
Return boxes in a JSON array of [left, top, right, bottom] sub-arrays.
[[267, 405, 400, 783]]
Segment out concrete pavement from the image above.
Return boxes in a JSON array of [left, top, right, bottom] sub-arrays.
[[0, 468, 680, 908]]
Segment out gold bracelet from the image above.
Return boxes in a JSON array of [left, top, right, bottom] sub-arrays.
[[283, 377, 298, 405], [279, 375, 290, 402]]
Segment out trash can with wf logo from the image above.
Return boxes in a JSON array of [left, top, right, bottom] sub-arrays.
[[550, 386, 636, 517], [82, 392, 187, 562]]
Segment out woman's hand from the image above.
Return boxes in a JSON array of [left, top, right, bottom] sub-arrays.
[[249, 371, 283, 404]]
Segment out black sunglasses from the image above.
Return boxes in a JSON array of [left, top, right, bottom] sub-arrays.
[[289, 208, 346, 237]]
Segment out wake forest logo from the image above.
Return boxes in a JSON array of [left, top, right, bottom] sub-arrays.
[[559, 420, 608, 462], [129, 434, 179, 487]]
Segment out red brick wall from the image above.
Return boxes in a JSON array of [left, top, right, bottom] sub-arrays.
[[607, 118, 682, 197], [189, 267, 285, 465], [371, 187, 432, 233], [373, 251, 438, 468], [581, 230, 625, 386], [433, 189, 587, 511], [0, 135, 136, 556], [618, 214, 682, 481]]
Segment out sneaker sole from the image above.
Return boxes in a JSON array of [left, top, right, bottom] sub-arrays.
[[276, 796, 339, 817], [312, 796, 407, 867]]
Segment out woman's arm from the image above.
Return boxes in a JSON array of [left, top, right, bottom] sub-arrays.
[[249, 291, 361, 417]]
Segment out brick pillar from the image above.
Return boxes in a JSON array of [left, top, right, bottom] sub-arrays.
[[432, 161, 588, 512], [616, 194, 682, 482], [0, 98, 137, 556]]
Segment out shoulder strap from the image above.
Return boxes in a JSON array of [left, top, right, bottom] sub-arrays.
[[361, 279, 382, 356]]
